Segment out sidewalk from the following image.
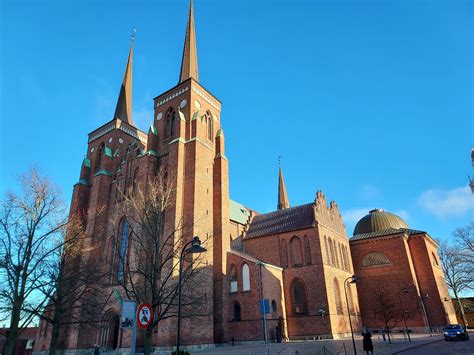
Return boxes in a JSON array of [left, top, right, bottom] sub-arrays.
[[189, 333, 443, 355]]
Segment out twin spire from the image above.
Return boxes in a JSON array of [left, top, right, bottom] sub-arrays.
[[278, 165, 290, 210], [112, 0, 199, 125]]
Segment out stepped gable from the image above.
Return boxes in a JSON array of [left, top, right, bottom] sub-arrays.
[[314, 190, 346, 236], [245, 203, 315, 239]]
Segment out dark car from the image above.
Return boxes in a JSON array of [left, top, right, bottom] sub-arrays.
[[444, 324, 469, 341]]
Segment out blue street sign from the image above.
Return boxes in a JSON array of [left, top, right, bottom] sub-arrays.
[[259, 299, 270, 315]]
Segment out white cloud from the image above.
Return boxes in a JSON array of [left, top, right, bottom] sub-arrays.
[[394, 209, 410, 222], [417, 186, 473, 218], [342, 207, 371, 225]]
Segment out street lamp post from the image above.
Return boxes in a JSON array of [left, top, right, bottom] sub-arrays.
[[398, 288, 411, 342], [176, 236, 207, 355], [344, 275, 359, 355]]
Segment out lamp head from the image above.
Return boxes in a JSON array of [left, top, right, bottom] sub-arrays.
[[402, 287, 409, 293], [186, 236, 207, 254], [350, 275, 360, 284]]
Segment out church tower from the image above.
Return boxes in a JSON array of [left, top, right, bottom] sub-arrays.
[[148, 0, 230, 344]]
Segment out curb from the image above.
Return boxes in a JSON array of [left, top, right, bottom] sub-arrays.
[[391, 337, 443, 354]]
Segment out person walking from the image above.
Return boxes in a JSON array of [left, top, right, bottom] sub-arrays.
[[363, 330, 374, 355]]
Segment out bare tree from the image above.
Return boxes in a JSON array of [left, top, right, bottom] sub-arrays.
[[30, 213, 108, 355], [112, 169, 209, 355], [439, 240, 473, 327], [0, 169, 67, 355], [453, 223, 474, 286], [371, 283, 404, 343]]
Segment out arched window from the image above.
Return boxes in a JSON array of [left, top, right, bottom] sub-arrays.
[[280, 239, 288, 268], [333, 278, 343, 315], [328, 238, 335, 266], [303, 235, 312, 265], [166, 107, 176, 138], [291, 279, 308, 315], [95, 142, 105, 172], [229, 264, 238, 293], [361, 252, 391, 267], [324, 236, 330, 265], [343, 246, 350, 272], [432, 252, 439, 266], [115, 175, 123, 202], [289, 236, 303, 267], [338, 243, 344, 270], [117, 219, 129, 281], [205, 110, 213, 141], [131, 168, 139, 197], [242, 263, 250, 291], [347, 284, 355, 315], [232, 301, 241, 321], [271, 299, 277, 313]]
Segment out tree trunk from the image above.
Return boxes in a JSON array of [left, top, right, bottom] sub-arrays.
[[453, 290, 468, 327], [144, 326, 154, 355], [5, 300, 22, 355], [48, 321, 61, 355]]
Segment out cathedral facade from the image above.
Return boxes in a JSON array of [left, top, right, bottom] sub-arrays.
[[34, 1, 456, 352]]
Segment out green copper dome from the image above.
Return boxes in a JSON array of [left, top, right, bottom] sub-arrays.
[[353, 209, 408, 236]]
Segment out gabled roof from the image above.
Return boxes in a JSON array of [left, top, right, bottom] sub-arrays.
[[350, 228, 426, 242], [245, 203, 315, 239]]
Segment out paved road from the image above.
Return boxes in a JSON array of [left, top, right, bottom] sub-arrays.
[[396, 337, 474, 355]]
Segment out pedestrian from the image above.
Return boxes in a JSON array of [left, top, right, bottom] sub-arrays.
[[363, 330, 374, 355], [93, 344, 100, 355]]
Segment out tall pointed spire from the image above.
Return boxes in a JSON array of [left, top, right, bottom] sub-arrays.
[[179, 0, 199, 83], [113, 30, 135, 126], [277, 159, 290, 210]]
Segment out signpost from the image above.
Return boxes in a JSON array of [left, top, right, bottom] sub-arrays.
[[137, 303, 153, 330]]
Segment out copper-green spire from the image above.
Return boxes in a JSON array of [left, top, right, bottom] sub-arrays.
[[113, 31, 135, 126], [277, 164, 290, 210], [179, 0, 199, 83]]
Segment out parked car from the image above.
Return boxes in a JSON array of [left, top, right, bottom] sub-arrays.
[[444, 324, 469, 341]]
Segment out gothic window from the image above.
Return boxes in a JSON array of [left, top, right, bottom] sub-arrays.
[[117, 219, 129, 281], [324, 236, 330, 265], [131, 168, 139, 197], [166, 107, 176, 138], [242, 263, 250, 291], [303, 235, 312, 265], [205, 110, 213, 141], [343, 246, 350, 272], [229, 264, 238, 293], [347, 284, 355, 315], [328, 238, 335, 266], [289, 236, 303, 267], [115, 175, 124, 202], [232, 301, 241, 321], [109, 236, 116, 283], [361, 252, 391, 267], [338, 243, 344, 270], [280, 239, 288, 268], [333, 278, 343, 315], [291, 279, 308, 315], [95, 142, 105, 172]]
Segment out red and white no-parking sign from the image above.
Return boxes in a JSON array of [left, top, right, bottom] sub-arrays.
[[137, 303, 153, 329]]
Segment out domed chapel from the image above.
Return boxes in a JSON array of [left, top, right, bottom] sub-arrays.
[[35, 1, 456, 352]]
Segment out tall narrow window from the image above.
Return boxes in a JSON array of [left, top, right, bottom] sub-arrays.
[[115, 175, 124, 202], [242, 263, 250, 291], [291, 279, 308, 315], [205, 110, 213, 141], [333, 278, 343, 315], [289, 236, 303, 267], [118, 219, 129, 281], [166, 107, 176, 138], [95, 142, 105, 172], [303, 235, 312, 265], [131, 168, 139, 197], [232, 301, 241, 321], [109, 236, 116, 283], [324, 236, 330, 265], [328, 238, 335, 266], [229, 264, 238, 293], [347, 284, 355, 315], [280, 239, 288, 268]]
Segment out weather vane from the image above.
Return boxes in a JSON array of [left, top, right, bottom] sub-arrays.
[[278, 156, 281, 168]]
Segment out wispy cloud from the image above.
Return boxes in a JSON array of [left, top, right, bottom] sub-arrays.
[[342, 207, 371, 225], [417, 186, 473, 218]]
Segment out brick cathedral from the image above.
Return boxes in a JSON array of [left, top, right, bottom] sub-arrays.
[[35, 1, 457, 352]]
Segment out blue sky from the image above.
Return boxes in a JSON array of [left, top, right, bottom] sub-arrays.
[[0, 0, 472, 244]]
